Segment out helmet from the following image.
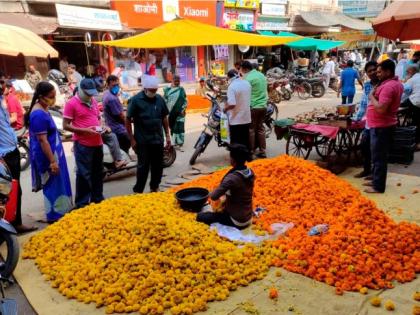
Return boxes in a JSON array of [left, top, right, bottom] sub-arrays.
[[0, 159, 12, 201], [47, 69, 66, 84]]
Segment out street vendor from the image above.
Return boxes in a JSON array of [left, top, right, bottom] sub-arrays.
[[196, 144, 254, 229]]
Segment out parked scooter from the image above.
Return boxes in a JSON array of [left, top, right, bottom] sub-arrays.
[[15, 127, 30, 171], [0, 159, 21, 315], [305, 76, 326, 98]]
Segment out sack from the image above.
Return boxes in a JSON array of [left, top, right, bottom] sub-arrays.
[[220, 112, 230, 144]]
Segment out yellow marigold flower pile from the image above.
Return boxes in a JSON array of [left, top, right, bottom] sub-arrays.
[[23, 193, 275, 314]]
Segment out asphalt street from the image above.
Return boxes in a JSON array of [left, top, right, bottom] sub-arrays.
[[8, 89, 420, 314]]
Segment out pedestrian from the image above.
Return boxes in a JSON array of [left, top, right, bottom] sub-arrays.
[[353, 61, 379, 179], [147, 52, 157, 76], [161, 51, 170, 83], [164, 75, 187, 150], [322, 54, 337, 89], [26, 82, 73, 222], [103, 75, 131, 154], [396, 49, 408, 81], [4, 81, 24, 130], [225, 69, 251, 148], [59, 56, 69, 78], [67, 64, 83, 90], [0, 76, 37, 232], [196, 144, 254, 229], [365, 60, 403, 193], [195, 77, 207, 97], [401, 64, 420, 149], [63, 78, 104, 208], [240, 60, 268, 158], [338, 60, 364, 104], [24, 64, 42, 90], [126, 75, 171, 193]]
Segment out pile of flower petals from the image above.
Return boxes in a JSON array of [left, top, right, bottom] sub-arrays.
[[178, 155, 420, 293]]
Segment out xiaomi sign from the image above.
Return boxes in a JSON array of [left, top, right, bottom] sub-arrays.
[[112, 0, 217, 29]]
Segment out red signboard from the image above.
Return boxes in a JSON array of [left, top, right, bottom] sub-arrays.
[[111, 0, 217, 29]]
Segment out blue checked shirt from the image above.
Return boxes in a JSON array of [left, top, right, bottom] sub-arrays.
[[0, 96, 18, 157], [354, 81, 372, 129]]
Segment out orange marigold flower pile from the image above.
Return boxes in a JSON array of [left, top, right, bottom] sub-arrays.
[[177, 155, 420, 293]]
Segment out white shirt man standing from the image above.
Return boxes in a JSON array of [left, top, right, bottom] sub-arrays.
[[225, 69, 252, 149], [322, 55, 336, 89]]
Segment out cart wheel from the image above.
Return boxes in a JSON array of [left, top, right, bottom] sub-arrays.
[[333, 130, 353, 159], [286, 134, 312, 159], [315, 136, 335, 160]]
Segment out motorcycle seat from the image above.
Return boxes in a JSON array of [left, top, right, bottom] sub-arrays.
[[14, 128, 26, 138]]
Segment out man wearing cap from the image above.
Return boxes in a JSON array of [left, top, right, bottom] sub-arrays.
[[126, 75, 171, 193], [225, 69, 251, 148], [63, 78, 104, 208]]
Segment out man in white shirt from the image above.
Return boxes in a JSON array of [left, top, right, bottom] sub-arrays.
[[225, 69, 252, 149], [402, 64, 420, 147], [322, 55, 336, 89], [350, 50, 357, 62]]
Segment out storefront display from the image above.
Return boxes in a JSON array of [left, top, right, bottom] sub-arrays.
[[222, 8, 255, 32]]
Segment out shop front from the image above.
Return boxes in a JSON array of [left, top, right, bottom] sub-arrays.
[[111, 0, 218, 82], [51, 3, 129, 76]]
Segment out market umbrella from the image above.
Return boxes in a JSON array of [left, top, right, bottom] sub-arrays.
[[372, 0, 420, 41], [0, 23, 58, 58], [98, 18, 300, 48], [259, 31, 344, 51]]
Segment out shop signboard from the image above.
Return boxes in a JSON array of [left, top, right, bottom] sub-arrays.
[[222, 9, 255, 32], [261, 3, 286, 16], [223, 0, 260, 9], [112, 0, 217, 28], [56, 4, 122, 31], [256, 16, 289, 30], [261, 0, 287, 4], [162, 0, 179, 22]]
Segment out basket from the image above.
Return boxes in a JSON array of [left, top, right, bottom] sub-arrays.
[[274, 125, 289, 140]]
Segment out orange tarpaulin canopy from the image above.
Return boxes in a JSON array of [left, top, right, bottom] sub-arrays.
[[97, 18, 299, 48], [372, 0, 420, 41]]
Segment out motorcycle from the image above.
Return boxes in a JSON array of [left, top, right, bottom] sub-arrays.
[[0, 159, 21, 315], [102, 141, 176, 180], [190, 94, 224, 165], [306, 77, 326, 98], [287, 74, 312, 100], [15, 128, 30, 171], [264, 102, 279, 138]]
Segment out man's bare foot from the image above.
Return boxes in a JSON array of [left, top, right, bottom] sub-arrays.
[[14, 224, 38, 234], [354, 171, 370, 178], [115, 160, 127, 169], [364, 187, 382, 194], [362, 181, 373, 187]]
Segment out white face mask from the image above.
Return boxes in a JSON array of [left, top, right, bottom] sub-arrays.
[[145, 90, 156, 98]]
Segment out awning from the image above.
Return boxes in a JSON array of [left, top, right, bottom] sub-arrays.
[[259, 31, 344, 51], [300, 11, 372, 31], [0, 13, 57, 35], [0, 23, 58, 58], [98, 18, 300, 48], [322, 30, 378, 49]]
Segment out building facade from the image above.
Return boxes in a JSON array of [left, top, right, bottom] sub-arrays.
[[338, 0, 386, 19]]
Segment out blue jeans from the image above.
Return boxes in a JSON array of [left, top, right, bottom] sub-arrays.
[[342, 94, 354, 104], [370, 127, 394, 192], [74, 142, 104, 208]]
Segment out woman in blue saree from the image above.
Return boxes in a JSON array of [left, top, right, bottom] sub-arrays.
[[27, 82, 73, 222]]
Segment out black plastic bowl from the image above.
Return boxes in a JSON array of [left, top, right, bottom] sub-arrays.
[[175, 187, 209, 212]]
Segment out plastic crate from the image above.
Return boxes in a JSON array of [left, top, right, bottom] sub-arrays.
[[391, 143, 416, 153], [389, 148, 415, 165], [393, 126, 416, 137], [392, 136, 416, 147]]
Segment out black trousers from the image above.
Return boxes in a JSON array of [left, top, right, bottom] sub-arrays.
[[3, 148, 22, 226], [196, 211, 249, 230], [230, 123, 250, 149], [116, 132, 131, 154], [361, 129, 371, 175], [134, 144, 164, 193], [370, 127, 394, 193]]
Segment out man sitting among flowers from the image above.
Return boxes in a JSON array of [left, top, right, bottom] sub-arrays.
[[197, 144, 255, 229]]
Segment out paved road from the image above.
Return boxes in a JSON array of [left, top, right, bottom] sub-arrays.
[[8, 89, 420, 314]]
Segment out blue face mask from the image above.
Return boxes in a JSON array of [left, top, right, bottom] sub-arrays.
[[110, 85, 120, 95]]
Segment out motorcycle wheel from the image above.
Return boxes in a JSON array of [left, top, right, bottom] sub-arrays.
[[311, 83, 326, 98], [189, 145, 203, 165], [281, 87, 292, 101], [18, 142, 30, 171], [0, 229, 19, 279], [163, 146, 176, 168], [297, 82, 312, 100]]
